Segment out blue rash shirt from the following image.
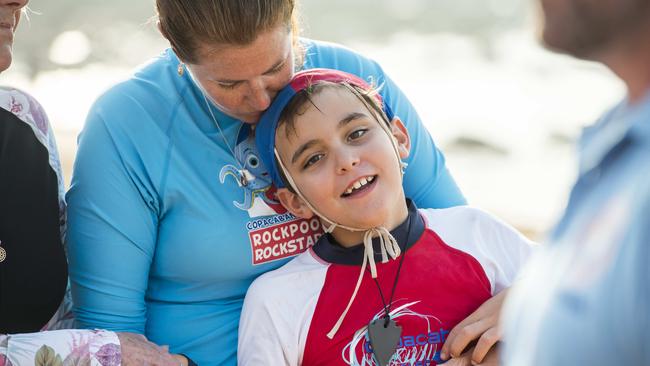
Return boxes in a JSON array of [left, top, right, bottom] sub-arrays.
[[66, 39, 466, 365]]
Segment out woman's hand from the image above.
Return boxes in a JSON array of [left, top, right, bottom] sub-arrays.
[[173, 354, 190, 366], [439, 289, 508, 365], [117, 332, 179, 366], [439, 344, 500, 366]]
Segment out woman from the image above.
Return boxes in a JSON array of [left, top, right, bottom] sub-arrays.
[[0, 1, 184, 364], [67, 1, 496, 364]]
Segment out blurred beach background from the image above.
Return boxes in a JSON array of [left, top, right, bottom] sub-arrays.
[[4, 0, 624, 240]]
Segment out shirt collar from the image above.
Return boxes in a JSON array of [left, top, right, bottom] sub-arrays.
[[312, 199, 425, 265], [626, 90, 650, 141], [579, 90, 650, 174]]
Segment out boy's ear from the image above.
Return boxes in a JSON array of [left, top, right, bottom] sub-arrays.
[[390, 117, 411, 160], [276, 188, 315, 219]]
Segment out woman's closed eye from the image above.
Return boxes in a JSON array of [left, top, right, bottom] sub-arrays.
[[217, 81, 240, 90], [266, 61, 286, 75]]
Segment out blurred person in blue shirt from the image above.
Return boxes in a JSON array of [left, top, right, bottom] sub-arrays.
[[502, 0, 650, 364]]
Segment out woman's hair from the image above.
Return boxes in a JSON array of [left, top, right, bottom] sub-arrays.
[[156, 0, 299, 64]]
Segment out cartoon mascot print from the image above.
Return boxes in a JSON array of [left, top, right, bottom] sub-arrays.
[[219, 124, 285, 216]]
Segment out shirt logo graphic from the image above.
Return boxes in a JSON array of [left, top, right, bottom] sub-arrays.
[[219, 124, 284, 217], [344, 301, 448, 365], [247, 214, 322, 265]]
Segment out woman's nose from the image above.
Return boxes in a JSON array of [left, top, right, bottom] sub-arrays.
[[247, 80, 273, 111]]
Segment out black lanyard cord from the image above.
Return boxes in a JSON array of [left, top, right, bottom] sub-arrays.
[[370, 216, 411, 327]]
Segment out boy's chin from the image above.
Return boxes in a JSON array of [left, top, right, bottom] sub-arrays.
[[328, 196, 408, 230], [342, 214, 392, 231]]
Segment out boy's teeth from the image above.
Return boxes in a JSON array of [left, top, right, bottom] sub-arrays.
[[345, 176, 375, 195]]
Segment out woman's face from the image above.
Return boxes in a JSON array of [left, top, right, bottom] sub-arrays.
[[187, 25, 295, 124], [0, 0, 28, 73]]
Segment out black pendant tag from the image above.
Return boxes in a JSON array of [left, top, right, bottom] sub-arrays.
[[367, 317, 402, 366]]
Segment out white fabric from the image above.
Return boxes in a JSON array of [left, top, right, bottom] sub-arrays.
[[238, 251, 328, 366]]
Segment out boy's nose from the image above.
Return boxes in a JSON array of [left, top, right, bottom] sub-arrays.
[[336, 152, 360, 174]]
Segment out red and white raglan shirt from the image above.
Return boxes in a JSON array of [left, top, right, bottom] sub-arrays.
[[238, 201, 534, 366]]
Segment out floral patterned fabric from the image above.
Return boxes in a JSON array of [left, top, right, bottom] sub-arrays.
[[0, 330, 120, 366], [0, 87, 121, 364]]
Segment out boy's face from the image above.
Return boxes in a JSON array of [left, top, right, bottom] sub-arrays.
[[275, 86, 410, 235]]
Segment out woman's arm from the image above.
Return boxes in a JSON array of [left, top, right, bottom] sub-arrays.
[[67, 101, 160, 333]]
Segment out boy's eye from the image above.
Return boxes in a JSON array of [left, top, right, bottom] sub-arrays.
[[348, 128, 368, 141], [303, 154, 323, 169]]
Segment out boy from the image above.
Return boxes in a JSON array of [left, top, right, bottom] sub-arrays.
[[238, 69, 534, 366]]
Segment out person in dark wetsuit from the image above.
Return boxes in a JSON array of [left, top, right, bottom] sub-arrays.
[[0, 1, 184, 364]]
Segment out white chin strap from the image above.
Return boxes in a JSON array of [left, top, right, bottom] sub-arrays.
[[323, 224, 400, 339]]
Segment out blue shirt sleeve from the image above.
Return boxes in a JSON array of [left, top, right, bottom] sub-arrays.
[[635, 195, 650, 363], [302, 40, 466, 208], [66, 87, 162, 333]]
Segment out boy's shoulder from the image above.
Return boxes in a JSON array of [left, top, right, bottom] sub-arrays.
[[418, 205, 506, 231], [245, 250, 330, 305], [239, 250, 331, 364], [416, 205, 536, 294], [417, 205, 532, 249]]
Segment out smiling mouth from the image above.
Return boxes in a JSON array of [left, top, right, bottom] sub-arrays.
[[341, 175, 377, 197]]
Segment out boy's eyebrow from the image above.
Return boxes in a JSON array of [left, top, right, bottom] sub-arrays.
[[291, 140, 319, 164], [339, 112, 366, 127], [289, 112, 368, 164]]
